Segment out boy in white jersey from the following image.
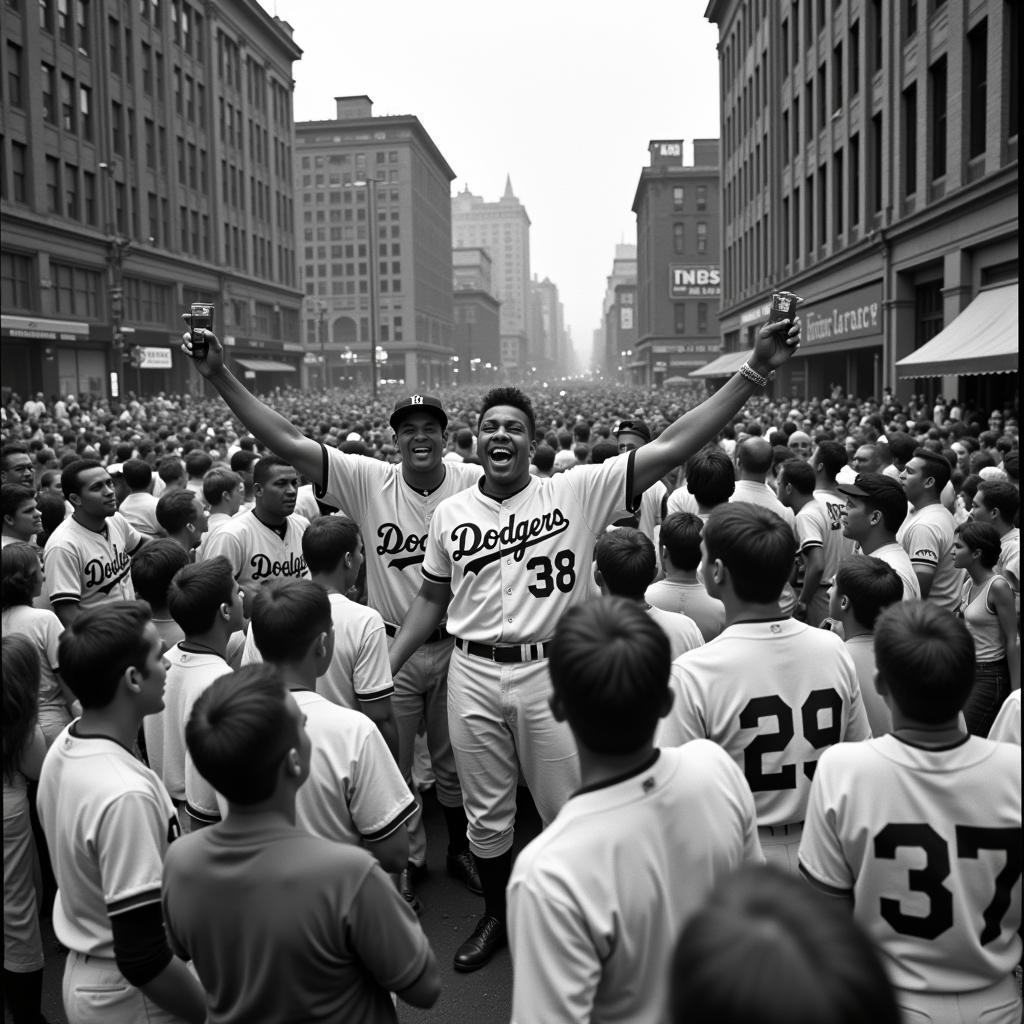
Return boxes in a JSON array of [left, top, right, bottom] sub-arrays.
[[37, 602, 205, 1024], [508, 598, 762, 1024], [145, 557, 243, 830], [799, 601, 1022, 1024], [181, 323, 479, 909], [658, 502, 870, 873]]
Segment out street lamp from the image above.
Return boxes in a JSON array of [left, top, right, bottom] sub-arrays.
[[99, 162, 132, 396], [353, 177, 386, 399]]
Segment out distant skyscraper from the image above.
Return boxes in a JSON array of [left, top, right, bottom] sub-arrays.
[[596, 244, 637, 375], [295, 96, 456, 390], [529, 276, 565, 375], [451, 177, 531, 371], [452, 247, 501, 382]]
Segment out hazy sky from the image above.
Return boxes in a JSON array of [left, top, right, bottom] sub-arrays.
[[262, 0, 721, 362]]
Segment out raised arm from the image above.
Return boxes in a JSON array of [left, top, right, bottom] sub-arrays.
[[632, 317, 801, 495], [180, 320, 323, 486]]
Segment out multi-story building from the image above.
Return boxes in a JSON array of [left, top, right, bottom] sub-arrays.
[[528, 275, 565, 377], [294, 96, 456, 391], [632, 140, 722, 386], [1, 0, 303, 400], [451, 177, 531, 372], [595, 243, 637, 375], [604, 282, 639, 383], [706, 0, 1017, 408], [452, 246, 500, 384]]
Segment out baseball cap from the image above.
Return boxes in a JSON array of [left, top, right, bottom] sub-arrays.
[[836, 472, 904, 503], [614, 418, 651, 443], [389, 395, 448, 432], [345, 431, 363, 442]]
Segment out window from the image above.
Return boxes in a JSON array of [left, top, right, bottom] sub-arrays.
[[817, 64, 827, 128], [58, 0, 72, 43], [850, 22, 860, 97], [833, 43, 842, 110], [674, 304, 686, 334], [60, 75, 75, 131], [39, 0, 53, 32], [930, 57, 947, 179], [696, 222, 708, 253], [11, 142, 27, 202], [967, 20, 987, 158], [64, 163, 78, 219], [696, 185, 708, 210], [6, 43, 23, 107], [144, 118, 155, 168], [697, 303, 708, 333], [112, 101, 123, 154], [915, 279, 943, 349], [870, 0, 882, 71], [833, 151, 844, 237], [42, 62, 56, 121], [108, 17, 120, 73], [673, 223, 685, 254], [805, 173, 814, 257], [818, 165, 827, 246], [793, 95, 800, 154], [79, 85, 91, 140], [850, 133, 860, 226], [45, 157, 61, 213], [905, 0, 917, 37], [782, 196, 791, 265], [53, 263, 101, 317], [782, 110, 790, 162], [141, 42, 152, 94], [872, 113, 883, 212], [672, 186, 684, 211], [903, 83, 917, 194], [781, 19, 789, 72], [83, 170, 96, 224], [1, 252, 33, 310]]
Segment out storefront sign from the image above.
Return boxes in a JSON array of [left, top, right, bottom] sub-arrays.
[[139, 347, 172, 369], [669, 266, 721, 298], [740, 302, 772, 325], [620, 307, 634, 329], [803, 284, 883, 346]]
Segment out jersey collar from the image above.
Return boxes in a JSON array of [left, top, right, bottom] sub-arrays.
[[573, 749, 661, 797]]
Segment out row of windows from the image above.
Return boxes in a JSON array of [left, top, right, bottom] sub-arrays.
[[671, 185, 708, 212], [672, 302, 711, 335], [672, 222, 710, 255], [301, 151, 400, 169], [303, 314, 405, 346]]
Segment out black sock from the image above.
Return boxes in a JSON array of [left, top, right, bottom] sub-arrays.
[[474, 851, 513, 922], [3, 968, 44, 1024], [442, 803, 470, 856]]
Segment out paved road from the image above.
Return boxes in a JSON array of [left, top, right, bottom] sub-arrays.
[[25, 786, 543, 1024]]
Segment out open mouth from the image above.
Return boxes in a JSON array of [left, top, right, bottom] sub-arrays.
[[489, 446, 514, 465], [411, 445, 433, 457]]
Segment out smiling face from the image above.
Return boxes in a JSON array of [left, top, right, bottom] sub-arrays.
[[478, 404, 535, 493], [392, 412, 446, 473]]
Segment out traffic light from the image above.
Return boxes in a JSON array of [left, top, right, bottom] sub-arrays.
[[129, 345, 142, 369], [110, 287, 124, 321]]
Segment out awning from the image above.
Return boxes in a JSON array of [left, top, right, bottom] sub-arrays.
[[233, 358, 297, 373], [688, 350, 750, 378], [896, 283, 1018, 377]]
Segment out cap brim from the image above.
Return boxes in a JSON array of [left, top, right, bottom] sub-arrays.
[[835, 483, 867, 498], [389, 407, 448, 432]]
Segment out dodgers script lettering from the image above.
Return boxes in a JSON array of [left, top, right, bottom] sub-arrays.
[[451, 509, 570, 575], [377, 523, 428, 571], [250, 552, 308, 580]]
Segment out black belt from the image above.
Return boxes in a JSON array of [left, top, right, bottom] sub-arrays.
[[455, 638, 549, 663], [758, 822, 803, 836], [383, 621, 450, 644]]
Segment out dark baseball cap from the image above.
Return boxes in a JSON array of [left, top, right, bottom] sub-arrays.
[[837, 472, 904, 504], [614, 418, 652, 443], [389, 394, 448, 432]]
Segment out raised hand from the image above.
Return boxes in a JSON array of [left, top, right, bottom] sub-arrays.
[[751, 317, 802, 373], [180, 313, 226, 378]]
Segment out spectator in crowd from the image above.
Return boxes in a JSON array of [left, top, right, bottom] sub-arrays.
[[1, 484, 42, 548], [553, 430, 576, 473], [156, 456, 186, 495], [117, 459, 161, 537], [156, 489, 208, 556], [1, 444, 36, 488], [667, 446, 735, 520], [200, 467, 244, 542], [970, 480, 1020, 595], [130, 539, 190, 652], [786, 430, 813, 461], [530, 444, 556, 478], [730, 437, 794, 526], [183, 450, 212, 502]]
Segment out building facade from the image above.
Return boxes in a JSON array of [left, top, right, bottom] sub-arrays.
[[452, 246, 501, 383], [604, 282, 639, 383], [1, 0, 304, 401], [528, 275, 566, 377], [451, 177, 531, 373], [706, 0, 1017, 407], [632, 139, 722, 387], [294, 96, 456, 391], [595, 243, 637, 375]]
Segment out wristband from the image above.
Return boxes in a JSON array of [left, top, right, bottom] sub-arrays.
[[739, 362, 774, 388]]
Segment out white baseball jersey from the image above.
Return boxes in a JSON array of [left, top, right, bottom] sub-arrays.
[[422, 453, 635, 643], [806, 489, 856, 581], [645, 578, 725, 642], [240, 591, 394, 709], [658, 618, 871, 826], [799, 735, 1021, 993], [646, 605, 704, 661], [508, 743, 763, 1024], [42, 513, 143, 609], [215, 689, 415, 848], [316, 446, 481, 625], [117, 491, 161, 537], [988, 690, 1020, 745], [844, 634, 891, 737], [731, 480, 795, 527], [198, 509, 309, 586], [665, 485, 698, 517], [143, 645, 231, 821], [294, 483, 321, 523], [897, 503, 962, 614], [195, 511, 234, 561], [853, 541, 922, 601], [37, 723, 180, 958], [995, 527, 1019, 593]]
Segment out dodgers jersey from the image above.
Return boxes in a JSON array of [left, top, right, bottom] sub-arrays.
[[42, 513, 143, 609], [316, 446, 482, 625], [799, 735, 1021, 993], [657, 617, 870, 827], [422, 453, 635, 644], [199, 509, 309, 585], [897, 503, 962, 614]]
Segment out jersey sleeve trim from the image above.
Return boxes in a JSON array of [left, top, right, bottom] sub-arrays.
[[355, 685, 395, 703], [361, 798, 417, 843], [184, 801, 221, 825], [107, 887, 164, 916], [624, 449, 637, 510], [798, 862, 852, 899], [47, 592, 81, 606], [313, 442, 330, 500], [422, 567, 450, 585], [799, 538, 824, 551]]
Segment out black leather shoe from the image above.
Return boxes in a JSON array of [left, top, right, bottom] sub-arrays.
[[397, 864, 425, 916], [446, 850, 483, 895], [453, 915, 507, 972]]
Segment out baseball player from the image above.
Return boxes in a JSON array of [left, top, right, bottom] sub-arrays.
[[799, 601, 1022, 1023], [43, 460, 146, 627], [181, 325, 481, 910], [36, 602, 206, 1024], [658, 503, 870, 874], [388, 315, 802, 971], [508, 599, 762, 1024]]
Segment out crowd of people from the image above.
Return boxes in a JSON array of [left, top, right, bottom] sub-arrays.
[[1, 314, 1020, 1024]]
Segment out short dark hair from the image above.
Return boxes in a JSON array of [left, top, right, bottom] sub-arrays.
[[121, 459, 153, 491], [850, 473, 908, 535], [186, 664, 296, 805], [58, 602, 154, 709], [251, 578, 332, 663], [156, 488, 202, 535], [302, 515, 360, 576], [885, 432, 917, 465], [252, 455, 294, 487], [686, 448, 735, 507], [955, 521, 1002, 569], [549, 598, 671, 756], [479, 386, 536, 439], [977, 481, 1020, 523], [589, 441, 619, 465], [779, 459, 815, 496], [813, 441, 848, 481], [1, 483, 36, 521], [834, 556, 903, 630], [157, 457, 185, 484], [660, 512, 704, 571], [1000, 451, 1018, 482], [60, 459, 104, 499], [1, 442, 29, 468], [130, 539, 190, 608], [167, 557, 236, 636], [911, 448, 951, 493], [703, 503, 796, 604], [202, 467, 242, 507], [184, 450, 213, 478], [595, 528, 657, 599], [532, 444, 556, 473], [874, 602, 975, 723], [669, 865, 900, 1024], [1, 541, 41, 609], [737, 438, 773, 475], [229, 450, 260, 474]]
